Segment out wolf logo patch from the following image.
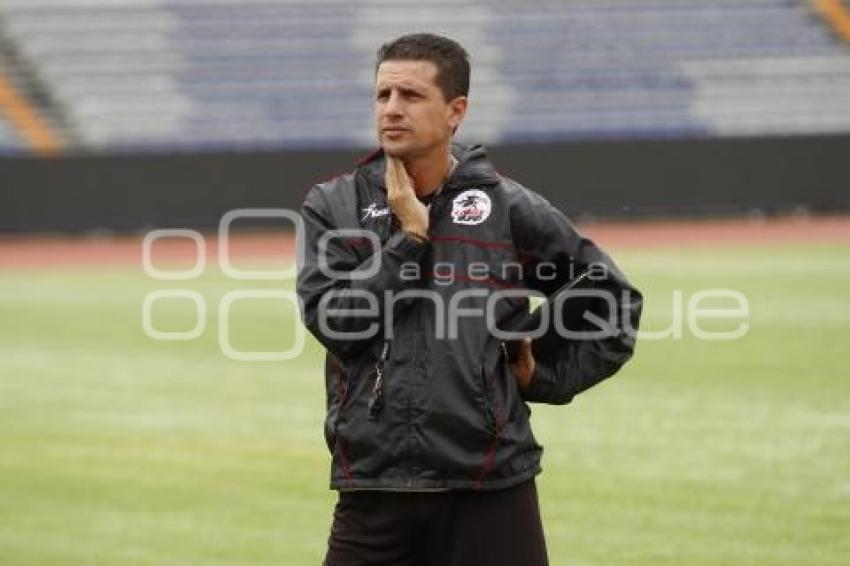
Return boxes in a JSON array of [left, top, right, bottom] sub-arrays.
[[450, 190, 491, 225]]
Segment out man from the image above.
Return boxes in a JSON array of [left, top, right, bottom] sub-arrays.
[[296, 33, 642, 566]]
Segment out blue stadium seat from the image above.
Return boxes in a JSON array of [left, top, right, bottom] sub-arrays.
[[0, 0, 848, 153]]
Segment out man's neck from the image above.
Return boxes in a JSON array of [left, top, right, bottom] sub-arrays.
[[402, 146, 456, 198]]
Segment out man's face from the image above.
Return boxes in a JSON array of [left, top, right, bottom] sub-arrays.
[[374, 60, 467, 159]]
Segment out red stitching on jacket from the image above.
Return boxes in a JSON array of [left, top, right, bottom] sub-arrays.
[[421, 272, 519, 290], [474, 435, 499, 489], [356, 147, 382, 166], [473, 413, 507, 489], [430, 235, 515, 251], [430, 235, 540, 265]]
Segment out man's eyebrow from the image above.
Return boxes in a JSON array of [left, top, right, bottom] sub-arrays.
[[375, 82, 423, 93]]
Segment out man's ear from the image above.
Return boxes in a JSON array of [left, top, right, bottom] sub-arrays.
[[447, 96, 468, 132]]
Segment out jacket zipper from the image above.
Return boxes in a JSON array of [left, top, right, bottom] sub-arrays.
[[482, 341, 510, 432], [499, 340, 510, 368], [480, 365, 497, 431]]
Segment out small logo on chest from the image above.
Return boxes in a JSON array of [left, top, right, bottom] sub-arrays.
[[451, 190, 492, 225], [361, 203, 390, 221]]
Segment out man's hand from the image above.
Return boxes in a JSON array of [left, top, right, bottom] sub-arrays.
[[385, 156, 429, 240], [511, 337, 535, 391]]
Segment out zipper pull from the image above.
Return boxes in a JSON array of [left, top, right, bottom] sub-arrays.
[[368, 341, 390, 420], [367, 378, 384, 420]]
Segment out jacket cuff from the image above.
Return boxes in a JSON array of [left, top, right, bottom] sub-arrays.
[[521, 360, 573, 405], [386, 230, 428, 260], [522, 361, 554, 402]]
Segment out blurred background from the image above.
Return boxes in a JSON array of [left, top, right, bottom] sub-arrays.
[[2, 0, 850, 229], [1, 1, 848, 565]]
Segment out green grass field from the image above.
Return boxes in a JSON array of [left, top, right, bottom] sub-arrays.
[[1, 242, 848, 565]]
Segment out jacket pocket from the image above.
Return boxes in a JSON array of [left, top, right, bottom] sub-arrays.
[[490, 340, 524, 425], [498, 340, 533, 426], [499, 340, 517, 409]]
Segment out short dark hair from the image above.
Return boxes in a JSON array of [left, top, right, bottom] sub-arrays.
[[375, 33, 470, 101]]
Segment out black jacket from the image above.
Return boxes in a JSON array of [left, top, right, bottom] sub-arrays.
[[296, 144, 642, 491]]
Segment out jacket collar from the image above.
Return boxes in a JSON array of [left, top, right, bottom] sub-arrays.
[[358, 143, 501, 191]]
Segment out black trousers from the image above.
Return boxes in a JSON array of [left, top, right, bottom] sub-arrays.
[[323, 478, 548, 566]]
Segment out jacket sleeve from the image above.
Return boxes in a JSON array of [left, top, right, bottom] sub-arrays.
[[296, 184, 428, 360], [508, 183, 643, 405]]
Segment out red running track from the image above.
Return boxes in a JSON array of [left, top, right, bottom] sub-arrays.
[[1, 215, 848, 270]]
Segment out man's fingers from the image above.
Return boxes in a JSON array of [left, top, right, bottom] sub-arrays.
[[384, 156, 429, 238], [510, 337, 536, 391], [395, 159, 413, 188], [386, 156, 415, 204], [386, 157, 407, 202], [385, 157, 398, 195]]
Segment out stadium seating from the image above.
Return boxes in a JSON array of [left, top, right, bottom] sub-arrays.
[[0, 0, 848, 154], [0, 116, 23, 154]]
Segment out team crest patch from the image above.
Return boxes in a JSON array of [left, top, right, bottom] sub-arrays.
[[451, 190, 491, 225]]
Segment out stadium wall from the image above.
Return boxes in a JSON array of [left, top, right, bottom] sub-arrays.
[[2, 134, 849, 233]]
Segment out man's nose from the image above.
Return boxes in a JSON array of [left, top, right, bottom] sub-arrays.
[[383, 91, 403, 116]]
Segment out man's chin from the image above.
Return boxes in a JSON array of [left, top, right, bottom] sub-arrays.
[[381, 142, 411, 158]]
